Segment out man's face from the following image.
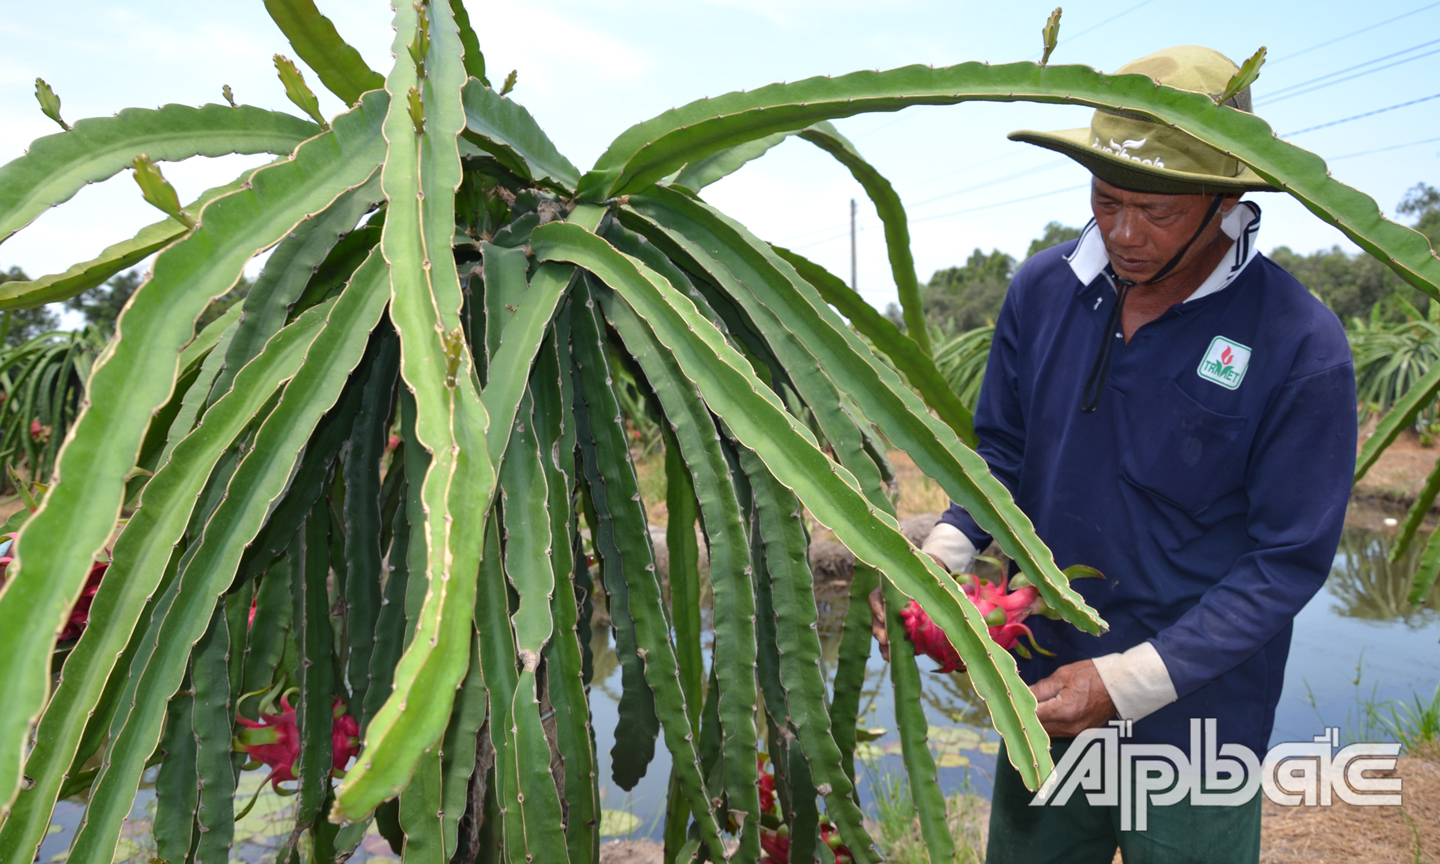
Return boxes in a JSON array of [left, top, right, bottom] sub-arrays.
[[1090, 178, 1238, 284]]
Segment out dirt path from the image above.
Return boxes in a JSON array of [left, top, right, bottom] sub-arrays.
[[1262, 756, 1439, 863], [1354, 426, 1440, 512]]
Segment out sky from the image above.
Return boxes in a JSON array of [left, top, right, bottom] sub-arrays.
[[2, 0, 1438, 318]]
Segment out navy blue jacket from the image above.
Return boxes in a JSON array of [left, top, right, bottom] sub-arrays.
[[939, 220, 1356, 753]]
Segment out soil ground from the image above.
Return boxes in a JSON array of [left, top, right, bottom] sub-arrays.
[[1354, 425, 1440, 513], [1261, 756, 1440, 864]]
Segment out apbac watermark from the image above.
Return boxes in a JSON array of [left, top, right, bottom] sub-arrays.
[[1030, 719, 1403, 831]]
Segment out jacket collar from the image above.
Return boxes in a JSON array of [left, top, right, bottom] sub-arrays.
[[1065, 201, 1262, 301]]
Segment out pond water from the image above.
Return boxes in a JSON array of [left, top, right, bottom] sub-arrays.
[[38, 525, 1440, 860], [585, 523, 1440, 841]]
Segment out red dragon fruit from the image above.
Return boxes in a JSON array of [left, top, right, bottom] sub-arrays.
[[759, 824, 790, 863], [0, 542, 106, 642], [235, 695, 360, 791], [330, 703, 362, 773], [899, 599, 965, 672], [821, 818, 854, 864], [901, 571, 1057, 671], [757, 761, 777, 816], [757, 819, 853, 863]]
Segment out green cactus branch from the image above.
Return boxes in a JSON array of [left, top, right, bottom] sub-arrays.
[[582, 61, 1439, 301]]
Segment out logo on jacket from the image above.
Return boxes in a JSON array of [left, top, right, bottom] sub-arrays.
[[1197, 336, 1252, 390]]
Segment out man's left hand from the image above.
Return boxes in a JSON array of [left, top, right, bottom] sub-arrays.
[[1031, 660, 1115, 738]]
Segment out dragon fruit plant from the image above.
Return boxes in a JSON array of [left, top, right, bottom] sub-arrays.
[[0, 2, 1436, 862]]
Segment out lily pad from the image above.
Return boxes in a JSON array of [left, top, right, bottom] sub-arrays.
[[599, 808, 641, 837]]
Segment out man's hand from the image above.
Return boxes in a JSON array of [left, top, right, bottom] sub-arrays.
[[1031, 660, 1115, 738], [870, 553, 953, 665], [868, 586, 890, 662]]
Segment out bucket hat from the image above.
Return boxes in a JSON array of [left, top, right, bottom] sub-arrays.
[[1008, 45, 1276, 194]]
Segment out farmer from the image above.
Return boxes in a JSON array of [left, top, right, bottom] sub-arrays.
[[872, 46, 1357, 862]]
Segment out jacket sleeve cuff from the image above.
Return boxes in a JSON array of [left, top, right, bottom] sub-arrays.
[[920, 522, 977, 574], [1091, 642, 1178, 722]]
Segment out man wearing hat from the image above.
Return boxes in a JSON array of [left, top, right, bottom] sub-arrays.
[[876, 46, 1357, 861]]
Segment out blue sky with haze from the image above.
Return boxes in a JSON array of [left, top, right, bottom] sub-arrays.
[[2, 0, 1438, 316]]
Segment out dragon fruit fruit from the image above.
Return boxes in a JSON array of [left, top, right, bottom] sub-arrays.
[[0, 542, 106, 642], [759, 824, 790, 863], [757, 761, 777, 816], [235, 695, 360, 791], [901, 571, 1057, 671], [821, 817, 854, 864]]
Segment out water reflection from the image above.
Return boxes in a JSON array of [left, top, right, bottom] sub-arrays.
[[1329, 527, 1440, 628]]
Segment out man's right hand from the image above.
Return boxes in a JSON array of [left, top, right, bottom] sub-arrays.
[[870, 553, 950, 663]]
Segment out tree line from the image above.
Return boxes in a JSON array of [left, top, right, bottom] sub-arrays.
[[0, 268, 249, 348], [898, 182, 1440, 335]]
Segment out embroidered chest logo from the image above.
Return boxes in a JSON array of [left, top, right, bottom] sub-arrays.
[[1197, 336, 1252, 390]]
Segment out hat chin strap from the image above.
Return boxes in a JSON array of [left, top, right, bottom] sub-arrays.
[[1080, 194, 1225, 414]]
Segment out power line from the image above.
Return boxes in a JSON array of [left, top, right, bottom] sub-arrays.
[[1328, 135, 1440, 161], [1258, 41, 1440, 105], [1268, 1, 1440, 66], [1266, 37, 1440, 96], [786, 224, 863, 252], [905, 159, 1068, 209], [909, 183, 1090, 225], [1283, 91, 1440, 136], [1029, 0, 1161, 60], [774, 157, 1067, 247], [895, 149, 1029, 194]]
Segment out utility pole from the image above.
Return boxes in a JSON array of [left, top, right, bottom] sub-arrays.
[[850, 198, 857, 291]]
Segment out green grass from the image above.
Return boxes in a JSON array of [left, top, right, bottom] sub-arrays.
[[1379, 682, 1440, 759], [860, 759, 987, 863]]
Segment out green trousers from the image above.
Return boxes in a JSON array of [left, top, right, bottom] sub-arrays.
[[987, 740, 1262, 864]]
